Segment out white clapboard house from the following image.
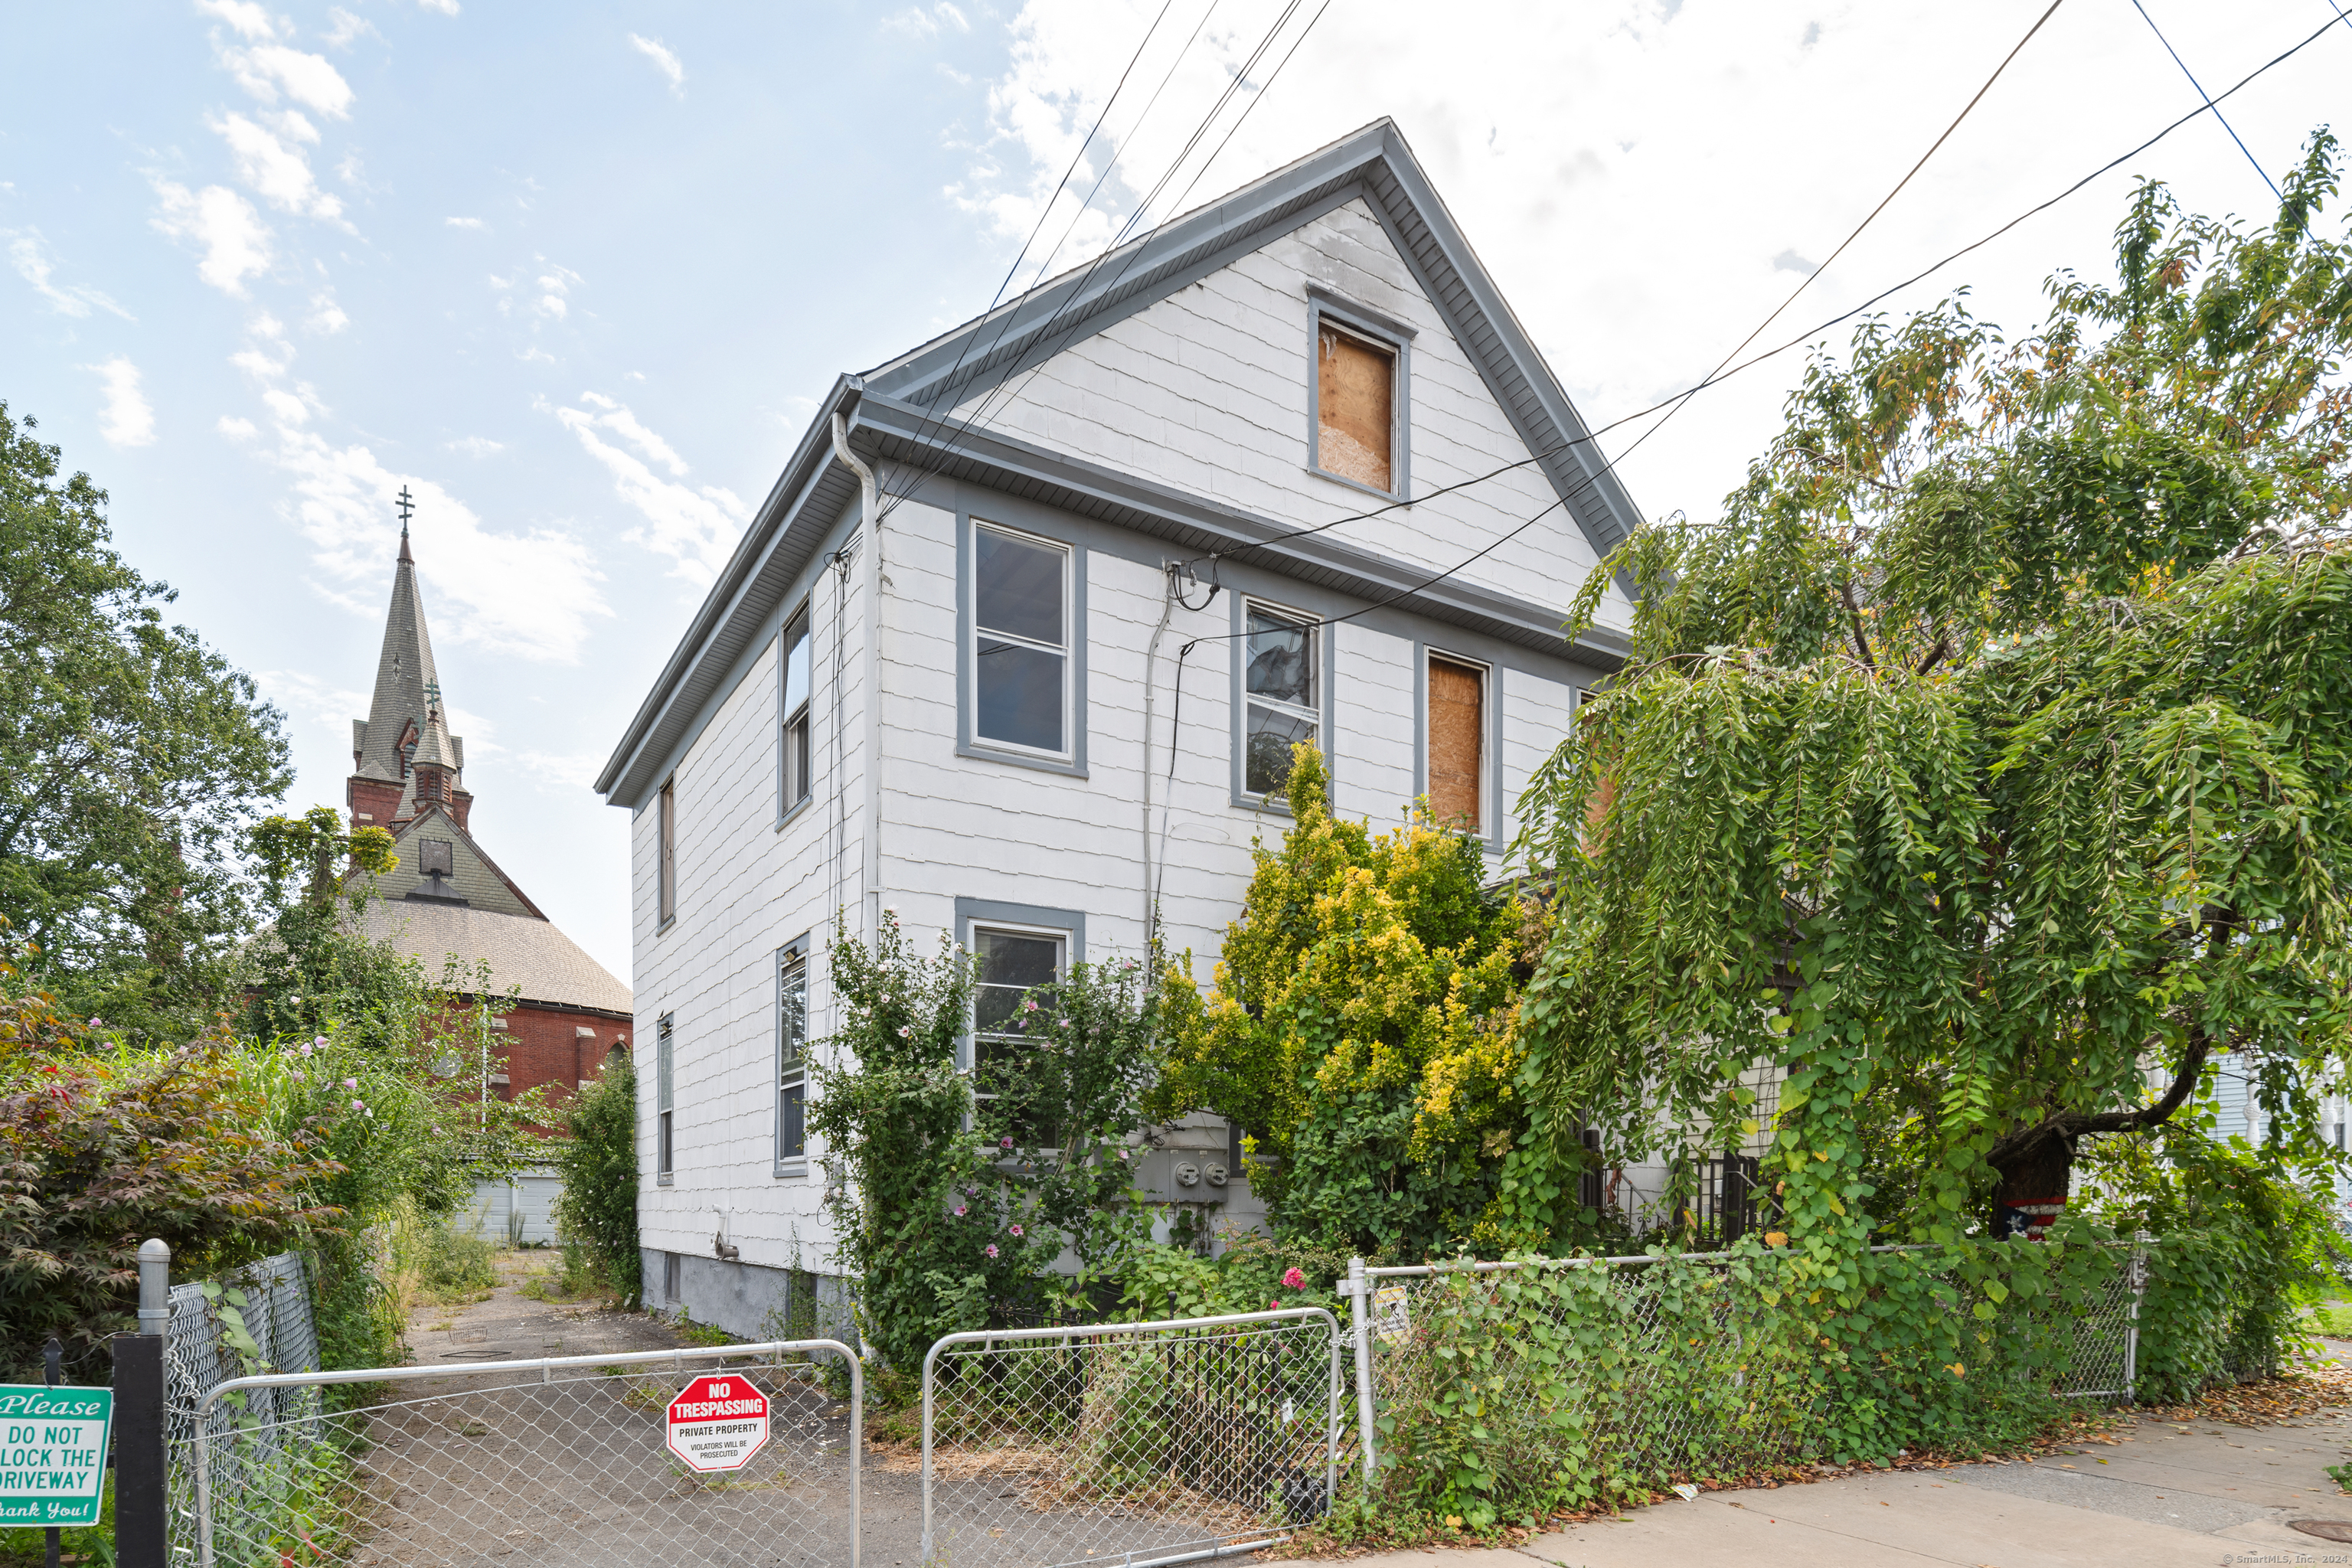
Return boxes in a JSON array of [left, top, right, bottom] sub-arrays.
[[593, 121, 1641, 1339]]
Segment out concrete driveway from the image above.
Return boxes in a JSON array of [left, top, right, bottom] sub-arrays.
[[1319, 1410, 2352, 1568]]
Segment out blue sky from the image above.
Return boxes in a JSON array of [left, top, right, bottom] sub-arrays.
[[5, 0, 2346, 982]]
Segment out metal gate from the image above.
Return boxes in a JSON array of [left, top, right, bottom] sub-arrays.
[[178, 1339, 861, 1568], [919, 1308, 1343, 1568]]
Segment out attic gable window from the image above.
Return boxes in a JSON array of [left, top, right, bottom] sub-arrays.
[[1308, 293, 1412, 499]]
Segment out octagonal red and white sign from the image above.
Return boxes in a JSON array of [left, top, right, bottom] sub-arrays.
[[664, 1373, 771, 1473]]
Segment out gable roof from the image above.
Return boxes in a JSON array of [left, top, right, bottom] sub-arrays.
[[354, 901, 633, 1018], [353, 803, 547, 921], [596, 119, 1639, 808]]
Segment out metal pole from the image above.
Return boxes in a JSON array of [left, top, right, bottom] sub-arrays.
[[138, 1237, 170, 1338], [920, 1338, 939, 1568], [2126, 1230, 2151, 1402], [116, 1239, 170, 1568], [848, 1346, 864, 1568], [1344, 1256, 1378, 1491], [43, 1338, 60, 1568]]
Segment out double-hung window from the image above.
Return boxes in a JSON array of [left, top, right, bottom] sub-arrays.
[[969, 923, 1064, 1139], [655, 1012, 675, 1182], [1425, 653, 1488, 833], [657, 779, 677, 926], [779, 610, 812, 815], [1242, 604, 1319, 800], [776, 944, 808, 1169], [971, 523, 1070, 757]]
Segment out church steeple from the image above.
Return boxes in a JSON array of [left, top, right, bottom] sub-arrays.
[[348, 492, 472, 832]]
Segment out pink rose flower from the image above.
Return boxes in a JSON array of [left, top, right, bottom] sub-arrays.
[[954, 1206, 967, 1217], [1000, 1137, 1014, 1149], [1282, 1267, 1305, 1290], [985, 1244, 999, 1259], [1009, 1224, 1023, 1238]]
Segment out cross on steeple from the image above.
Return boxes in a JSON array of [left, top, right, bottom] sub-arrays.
[[397, 486, 414, 564]]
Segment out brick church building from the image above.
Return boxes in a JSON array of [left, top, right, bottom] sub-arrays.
[[346, 514, 632, 1121]]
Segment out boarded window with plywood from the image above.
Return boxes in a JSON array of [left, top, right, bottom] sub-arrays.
[[1317, 324, 1395, 492], [1426, 655, 1485, 832]]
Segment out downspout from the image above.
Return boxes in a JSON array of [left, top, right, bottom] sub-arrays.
[[830, 401, 884, 946]]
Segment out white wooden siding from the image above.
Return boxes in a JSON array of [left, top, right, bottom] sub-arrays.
[[952, 198, 1636, 629]]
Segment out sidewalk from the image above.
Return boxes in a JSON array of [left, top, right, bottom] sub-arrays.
[[1315, 1409, 2352, 1568]]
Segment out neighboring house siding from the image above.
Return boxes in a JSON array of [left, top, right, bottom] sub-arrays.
[[951, 198, 1635, 629]]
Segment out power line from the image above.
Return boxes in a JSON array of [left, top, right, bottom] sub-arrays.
[[1155, 5, 2351, 654], [883, 0, 1184, 508], [2127, 0, 2281, 199], [880, 0, 1328, 520]]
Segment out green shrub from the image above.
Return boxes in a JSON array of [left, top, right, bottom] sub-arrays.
[[552, 1054, 640, 1305], [417, 1219, 497, 1299]]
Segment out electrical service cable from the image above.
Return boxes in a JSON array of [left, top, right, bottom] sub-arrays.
[[2126, 0, 2282, 199]]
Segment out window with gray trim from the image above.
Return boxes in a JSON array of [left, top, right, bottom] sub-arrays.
[[657, 779, 677, 926], [1426, 652, 1487, 833], [967, 920, 1067, 1145], [971, 522, 1070, 756], [1242, 603, 1318, 799], [779, 609, 812, 815], [655, 1012, 675, 1182], [1316, 322, 1397, 492], [776, 944, 808, 1166]]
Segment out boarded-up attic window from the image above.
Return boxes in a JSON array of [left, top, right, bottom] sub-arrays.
[[1318, 325, 1395, 492], [1427, 655, 1484, 832]]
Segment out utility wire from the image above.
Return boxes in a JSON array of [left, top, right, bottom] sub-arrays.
[[883, 0, 1183, 506], [1142, 1, 2350, 579], [2127, 0, 2281, 199], [1156, 5, 2352, 654], [880, 0, 1329, 519]]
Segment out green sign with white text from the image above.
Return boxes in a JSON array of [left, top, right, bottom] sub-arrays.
[[0, 1386, 112, 1528]]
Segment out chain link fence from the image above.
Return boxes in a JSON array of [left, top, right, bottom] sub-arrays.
[[918, 1309, 1341, 1568], [1338, 1239, 2148, 1514], [165, 1252, 321, 1443], [175, 1341, 861, 1568]]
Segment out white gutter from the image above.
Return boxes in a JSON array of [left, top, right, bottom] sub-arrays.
[[830, 404, 884, 944]]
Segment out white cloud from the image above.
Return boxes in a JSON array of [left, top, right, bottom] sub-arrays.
[[415, 0, 459, 14], [628, 33, 685, 94], [262, 387, 312, 426], [253, 669, 371, 736], [212, 110, 346, 222], [534, 265, 581, 320], [447, 436, 505, 457], [196, 0, 276, 41], [517, 345, 555, 364], [885, 4, 972, 38], [549, 394, 746, 583], [223, 44, 355, 118], [7, 232, 133, 319], [149, 179, 273, 296], [445, 215, 486, 230], [322, 8, 379, 47], [257, 426, 612, 662], [217, 414, 259, 439], [304, 289, 348, 333], [92, 358, 158, 448]]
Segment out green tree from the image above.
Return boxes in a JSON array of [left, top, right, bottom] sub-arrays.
[[0, 405, 290, 1040], [240, 805, 409, 1045], [1504, 133, 2352, 1256], [1151, 743, 1538, 1259]]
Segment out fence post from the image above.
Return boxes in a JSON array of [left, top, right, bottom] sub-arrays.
[[113, 1238, 171, 1568], [2125, 1230, 2151, 1403], [1344, 1256, 1378, 1491]]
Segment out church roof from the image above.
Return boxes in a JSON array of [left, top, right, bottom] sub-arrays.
[[365, 804, 546, 920], [354, 900, 633, 1018]]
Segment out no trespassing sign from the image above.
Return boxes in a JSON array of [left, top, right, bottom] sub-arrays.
[[664, 1374, 770, 1474]]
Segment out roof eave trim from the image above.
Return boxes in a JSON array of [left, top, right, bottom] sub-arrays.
[[594, 374, 863, 799]]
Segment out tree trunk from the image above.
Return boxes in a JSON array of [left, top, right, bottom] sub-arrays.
[[1984, 1026, 2213, 1237]]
